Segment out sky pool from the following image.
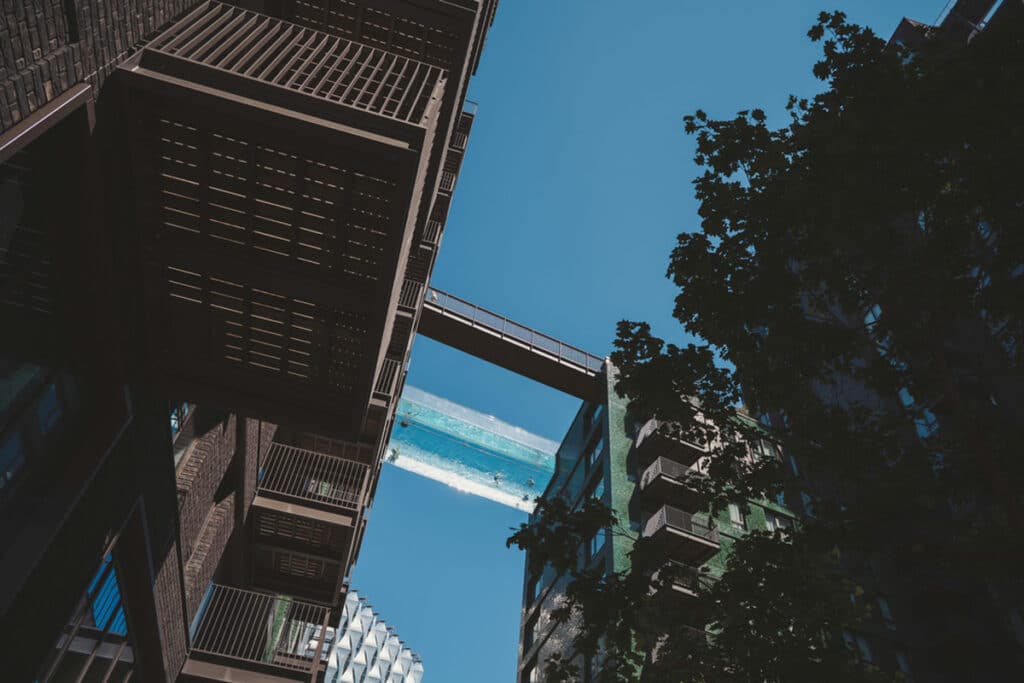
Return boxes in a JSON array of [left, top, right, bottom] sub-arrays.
[[385, 386, 559, 511]]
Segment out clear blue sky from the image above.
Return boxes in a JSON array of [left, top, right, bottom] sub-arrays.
[[352, 2, 945, 681]]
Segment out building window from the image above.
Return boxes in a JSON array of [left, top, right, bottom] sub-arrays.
[[788, 454, 799, 477], [896, 649, 911, 676], [523, 660, 540, 683], [728, 503, 746, 530], [588, 528, 607, 561], [36, 382, 62, 434], [765, 511, 792, 533], [586, 436, 604, 471], [0, 433, 26, 493], [587, 403, 604, 432], [800, 491, 815, 517], [37, 552, 134, 681], [524, 613, 538, 651], [877, 596, 895, 630], [842, 630, 872, 663]]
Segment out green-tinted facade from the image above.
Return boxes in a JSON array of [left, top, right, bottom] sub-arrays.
[[517, 366, 797, 682]]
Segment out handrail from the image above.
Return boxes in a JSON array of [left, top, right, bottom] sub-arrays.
[[191, 584, 332, 672], [644, 505, 719, 544], [423, 287, 605, 374], [258, 442, 370, 511], [641, 456, 700, 489]]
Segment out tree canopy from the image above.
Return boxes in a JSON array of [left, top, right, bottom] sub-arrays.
[[509, 11, 1023, 682]]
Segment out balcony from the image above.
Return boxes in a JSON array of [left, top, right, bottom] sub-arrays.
[[634, 418, 707, 468], [117, 2, 449, 439], [252, 442, 371, 603], [637, 456, 705, 512], [643, 505, 720, 565], [650, 561, 717, 625], [181, 584, 333, 682]]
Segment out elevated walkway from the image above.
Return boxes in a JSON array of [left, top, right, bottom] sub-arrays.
[[417, 288, 605, 400]]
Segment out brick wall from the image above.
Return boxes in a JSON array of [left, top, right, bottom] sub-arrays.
[[1, 0, 193, 131], [182, 496, 235, 621], [152, 538, 188, 678], [176, 412, 237, 560], [241, 418, 277, 522]]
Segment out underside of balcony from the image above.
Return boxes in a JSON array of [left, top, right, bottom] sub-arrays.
[[644, 505, 721, 565], [250, 442, 370, 602], [116, 2, 447, 439]]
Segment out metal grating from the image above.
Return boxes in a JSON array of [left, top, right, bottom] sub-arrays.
[[286, 0, 464, 70], [398, 279, 424, 312], [154, 116, 399, 285], [149, 2, 446, 124], [373, 358, 402, 399], [644, 506, 720, 544], [191, 584, 330, 673], [439, 170, 457, 194], [422, 219, 443, 247], [258, 442, 370, 511], [253, 508, 350, 554]]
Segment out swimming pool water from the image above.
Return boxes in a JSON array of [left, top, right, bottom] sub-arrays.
[[385, 387, 558, 511]]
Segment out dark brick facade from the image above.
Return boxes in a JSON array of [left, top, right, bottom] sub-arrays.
[[183, 497, 234, 620], [176, 411, 237, 560], [0, 0, 201, 130]]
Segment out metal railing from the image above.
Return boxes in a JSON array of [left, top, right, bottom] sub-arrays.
[[640, 456, 700, 490], [652, 560, 717, 593], [637, 418, 709, 454], [258, 442, 369, 511], [398, 279, 423, 312], [148, 2, 447, 125], [373, 358, 402, 400], [644, 505, 719, 544], [422, 220, 443, 246], [439, 170, 457, 193], [423, 287, 605, 374], [191, 584, 332, 673]]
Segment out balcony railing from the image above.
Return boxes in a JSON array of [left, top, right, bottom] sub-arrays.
[[640, 456, 700, 489], [635, 418, 707, 467], [644, 505, 719, 545], [423, 287, 605, 373], [439, 170, 457, 193], [258, 442, 370, 511], [147, 2, 447, 125], [398, 279, 424, 312], [372, 358, 402, 401], [652, 561, 717, 594], [190, 584, 332, 675]]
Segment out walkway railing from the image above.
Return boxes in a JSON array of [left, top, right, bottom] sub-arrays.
[[644, 505, 719, 544], [640, 456, 701, 490], [423, 287, 605, 374], [191, 584, 332, 674], [258, 442, 370, 511]]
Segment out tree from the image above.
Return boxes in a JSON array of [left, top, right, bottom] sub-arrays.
[[508, 11, 1023, 682]]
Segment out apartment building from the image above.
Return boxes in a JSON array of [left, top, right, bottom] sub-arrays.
[[0, 1, 497, 680]]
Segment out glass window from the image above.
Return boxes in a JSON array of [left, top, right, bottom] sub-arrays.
[[864, 303, 882, 328], [586, 436, 604, 471], [0, 433, 26, 492], [898, 387, 916, 409], [800, 491, 815, 517], [855, 634, 873, 663], [766, 512, 792, 533], [589, 528, 607, 560], [728, 503, 745, 530], [788, 454, 799, 477], [915, 409, 939, 439], [37, 382, 62, 434], [896, 649, 911, 675], [877, 596, 895, 629]]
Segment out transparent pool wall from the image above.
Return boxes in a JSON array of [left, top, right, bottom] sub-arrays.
[[385, 386, 559, 511]]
